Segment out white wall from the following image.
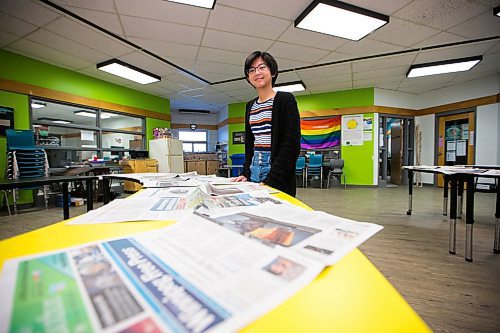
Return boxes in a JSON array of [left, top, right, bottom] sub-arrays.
[[414, 114, 435, 184], [417, 75, 500, 109], [170, 109, 219, 152], [374, 88, 418, 109], [476, 103, 500, 183]]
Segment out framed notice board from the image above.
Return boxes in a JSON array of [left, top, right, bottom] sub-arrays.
[[232, 131, 245, 144], [0, 106, 14, 135]]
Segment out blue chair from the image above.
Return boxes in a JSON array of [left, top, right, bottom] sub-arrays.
[[306, 154, 323, 188], [295, 156, 306, 188], [4, 129, 49, 215]]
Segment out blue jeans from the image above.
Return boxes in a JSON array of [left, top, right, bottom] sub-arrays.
[[250, 151, 271, 183]]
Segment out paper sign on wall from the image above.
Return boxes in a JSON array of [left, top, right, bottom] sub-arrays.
[[341, 115, 363, 146]]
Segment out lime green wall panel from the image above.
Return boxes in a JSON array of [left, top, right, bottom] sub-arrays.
[[295, 88, 374, 111], [0, 50, 169, 114], [227, 102, 246, 160], [341, 113, 375, 185]]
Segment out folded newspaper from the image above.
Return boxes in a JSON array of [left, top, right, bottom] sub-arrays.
[[0, 175, 383, 333]]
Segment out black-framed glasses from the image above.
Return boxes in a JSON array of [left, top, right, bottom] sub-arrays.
[[247, 64, 268, 76]]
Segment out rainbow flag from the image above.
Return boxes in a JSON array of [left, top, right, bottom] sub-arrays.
[[300, 117, 341, 149]]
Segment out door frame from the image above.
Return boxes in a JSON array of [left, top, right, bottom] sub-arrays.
[[434, 108, 476, 186]]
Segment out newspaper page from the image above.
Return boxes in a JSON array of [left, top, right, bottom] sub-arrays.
[[194, 203, 383, 266], [0, 215, 324, 333]]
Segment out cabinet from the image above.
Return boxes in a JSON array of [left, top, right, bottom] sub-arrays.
[[184, 160, 220, 175], [149, 138, 184, 173], [120, 158, 158, 192]]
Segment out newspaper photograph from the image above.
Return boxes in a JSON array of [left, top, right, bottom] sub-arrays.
[[0, 215, 324, 333]]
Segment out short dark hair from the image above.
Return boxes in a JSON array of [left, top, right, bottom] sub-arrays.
[[244, 51, 279, 87]]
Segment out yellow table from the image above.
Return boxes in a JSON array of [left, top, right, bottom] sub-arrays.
[[0, 193, 430, 332]]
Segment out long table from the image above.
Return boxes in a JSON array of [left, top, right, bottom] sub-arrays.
[[0, 175, 97, 219], [0, 190, 430, 332], [404, 166, 500, 262]]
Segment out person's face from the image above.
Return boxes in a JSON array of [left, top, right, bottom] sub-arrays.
[[248, 57, 272, 89]]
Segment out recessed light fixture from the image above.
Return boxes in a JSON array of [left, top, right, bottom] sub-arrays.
[[295, 0, 389, 41], [406, 56, 483, 78], [31, 101, 46, 109], [494, 6, 500, 17], [273, 81, 307, 93], [37, 117, 72, 124], [167, 0, 216, 9], [96, 59, 161, 84], [75, 111, 113, 119]]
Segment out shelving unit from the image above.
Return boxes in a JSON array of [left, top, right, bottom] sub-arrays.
[[215, 142, 228, 168]]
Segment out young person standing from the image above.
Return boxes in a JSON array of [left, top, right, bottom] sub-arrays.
[[232, 51, 301, 197]]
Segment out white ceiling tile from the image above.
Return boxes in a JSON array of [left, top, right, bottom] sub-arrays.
[[194, 61, 241, 76], [296, 63, 352, 80], [304, 74, 352, 87], [346, 0, 413, 16], [394, 0, 488, 30], [278, 25, 346, 51], [193, 72, 234, 82], [369, 18, 440, 47], [128, 37, 198, 60], [166, 57, 197, 71], [353, 66, 408, 81], [273, 57, 310, 71], [336, 38, 404, 57], [197, 47, 248, 66], [43, 17, 134, 57], [7, 39, 91, 70], [211, 80, 250, 92], [376, 82, 403, 90], [217, 0, 309, 20], [52, 0, 117, 12], [118, 51, 178, 76], [0, 30, 19, 47], [121, 16, 204, 45], [26, 29, 109, 64], [207, 5, 290, 40], [315, 51, 355, 64], [448, 10, 500, 39], [275, 71, 301, 83], [62, 6, 124, 36], [353, 76, 404, 88], [307, 82, 353, 94], [486, 42, 500, 54], [267, 41, 330, 64], [352, 54, 417, 72], [0, 0, 60, 27], [202, 29, 273, 53], [410, 31, 468, 49], [0, 12, 38, 37], [166, 72, 208, 90], [115, 0, 209, 27], [414, 42, 497, 63]]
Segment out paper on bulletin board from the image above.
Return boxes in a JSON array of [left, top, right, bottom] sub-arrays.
[[341, 114, 363, 146], [363, 131, 372, 141], [81, 130, 94, 141], [456, 140, 466, 156], [469, 131, 474, 145], [446, 151, 456, 162], [446, 140, 456, 151]]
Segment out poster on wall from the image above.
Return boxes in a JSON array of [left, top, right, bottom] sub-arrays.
[[0, 106, 14, 135], [232, 131, 245, 144], [341, 114, 363, 146]]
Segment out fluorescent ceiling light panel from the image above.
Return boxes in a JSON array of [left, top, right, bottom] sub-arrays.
[[295, 0, 389, 41], [494, 6, 500, 17], [101, 112, 115, 119], [273, 81, 307, 93], [96, 59, 161, 84], [406, 56, 482, 78], [31, 101, 46, 109], [75, 111, 97, 118], [38, 117, 72, 124], [167, 0, 216, 9]]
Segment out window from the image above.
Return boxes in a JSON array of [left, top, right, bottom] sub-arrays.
[[31, 98, 145, 166], [179, 130, 207, 152]]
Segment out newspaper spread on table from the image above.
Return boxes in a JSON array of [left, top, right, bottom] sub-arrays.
[[0, 173, 383, 333]]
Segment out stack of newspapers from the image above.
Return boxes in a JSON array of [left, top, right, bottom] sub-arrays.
[[0, 172, 382, 333]]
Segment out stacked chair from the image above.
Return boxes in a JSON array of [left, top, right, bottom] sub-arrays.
[[295, 156, 306, 188], [4, 129, 49, 215], [326, 159, 346, 189], [306, 154, 324, 188]]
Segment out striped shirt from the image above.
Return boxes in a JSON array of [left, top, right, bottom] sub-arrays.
[[249, 98, 273, 151]]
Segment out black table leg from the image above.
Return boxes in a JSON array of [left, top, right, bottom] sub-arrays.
[[449, 175, 458, 255], [457, 179, 464, 219], [494, 179, 500, 254], [443, 174, 449, 216], [62, 182, 69, 220], [86, 178, 93, 211], [102, 177, 110, 205], [407, 170, 413, 215], [465, 175, 475, 262]]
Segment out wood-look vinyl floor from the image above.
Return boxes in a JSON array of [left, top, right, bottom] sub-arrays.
[[0, 186, 499, 332]]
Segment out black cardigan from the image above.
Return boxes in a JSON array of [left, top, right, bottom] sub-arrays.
[[241, 91, 301, 197]]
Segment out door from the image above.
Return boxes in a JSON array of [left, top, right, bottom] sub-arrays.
[[390, 120, 403, 185], [437, 111, 475, 187]]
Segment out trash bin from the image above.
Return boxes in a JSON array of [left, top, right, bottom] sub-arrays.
[[229, 154, 245, 177]]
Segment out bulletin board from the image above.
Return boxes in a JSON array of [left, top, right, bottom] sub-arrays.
[[0, 106, 14, 135]]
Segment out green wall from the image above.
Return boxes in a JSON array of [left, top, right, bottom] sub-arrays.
[[146, 118, 171, 149], [226, 88, 376, 185]]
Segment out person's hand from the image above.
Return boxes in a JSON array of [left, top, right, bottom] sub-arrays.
[[231, 175, 247, 182]]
